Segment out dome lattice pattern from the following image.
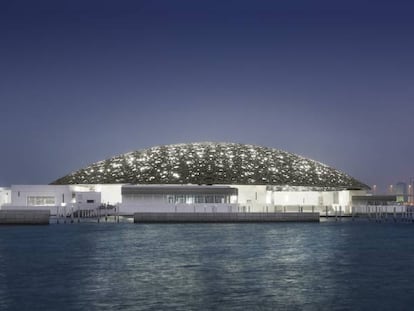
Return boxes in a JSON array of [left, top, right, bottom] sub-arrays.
[[52, 142, 368, 189]]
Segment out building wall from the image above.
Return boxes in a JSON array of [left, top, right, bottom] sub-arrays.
[[92, 184, 123, 205], [4, 184, 369, 215], [9, 185, 102, 210], [11, 185, 73, 207], [272, 191, 327, 206], [232, 185, 268, 209], [121, 203, 239, 214], [119, 184, 369, 214], [0, 187, 11, 207]]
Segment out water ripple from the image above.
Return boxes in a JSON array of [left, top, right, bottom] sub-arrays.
[[0, 222, 414, 310]]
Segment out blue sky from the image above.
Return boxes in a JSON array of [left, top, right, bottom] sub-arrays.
[[1, 0, 414, 191]]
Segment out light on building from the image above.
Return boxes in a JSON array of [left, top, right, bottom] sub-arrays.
[[265, 191, 272, 204]]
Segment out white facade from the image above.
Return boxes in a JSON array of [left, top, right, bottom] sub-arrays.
[[230, 185, 365, 213], [0, 187, 11, 206], [120, 184, 366, 214], [1, 183, 369, 215], [5, 184, 123, 208], [2, 185, 106, 215]]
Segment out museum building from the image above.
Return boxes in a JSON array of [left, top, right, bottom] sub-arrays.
[[0, 142, 370, 215]]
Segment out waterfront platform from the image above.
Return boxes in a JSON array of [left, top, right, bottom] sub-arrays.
[[134, 212, 320, 223], [0, 210, 50, 225]]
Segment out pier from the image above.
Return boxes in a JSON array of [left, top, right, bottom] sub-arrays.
[[1, 204, 414, 224]]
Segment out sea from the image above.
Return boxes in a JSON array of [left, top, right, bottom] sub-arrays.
[[0, 219, 414, 311]]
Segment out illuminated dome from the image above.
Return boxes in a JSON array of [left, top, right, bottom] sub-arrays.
[[51, 142, 369, 189]]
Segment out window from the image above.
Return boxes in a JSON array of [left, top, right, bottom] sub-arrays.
[[175, 195, 185, 204], [215, 195, 225, 203], [86, 199, 95, 203], [205, 195, 214, 203], [195, 195, 205, 204], [27, 196, 55, 206], [333, 192, 339, 204], [166, 195, 174, 204]]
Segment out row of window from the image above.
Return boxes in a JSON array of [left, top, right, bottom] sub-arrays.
[[27, 196, 56, 206], [124, 194, 233, 204]]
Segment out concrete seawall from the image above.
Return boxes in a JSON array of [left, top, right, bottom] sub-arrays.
[[0, 210, 50, 225], [134, 212, 320, 223]]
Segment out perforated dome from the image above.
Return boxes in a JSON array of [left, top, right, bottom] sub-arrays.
[[52, 142, 369, 189]]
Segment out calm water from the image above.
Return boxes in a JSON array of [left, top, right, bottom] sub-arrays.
[[1, 220, 414, 310]]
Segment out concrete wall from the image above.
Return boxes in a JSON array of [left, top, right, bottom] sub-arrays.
[[0, 210, 50, 225], [134, 212, 320, 223]]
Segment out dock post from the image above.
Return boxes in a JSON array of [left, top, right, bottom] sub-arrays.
[[377, 206, 380, 223], [378, 205, 383, 222]]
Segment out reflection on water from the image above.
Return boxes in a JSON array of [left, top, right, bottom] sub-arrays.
[[1, 222, 414, 310]]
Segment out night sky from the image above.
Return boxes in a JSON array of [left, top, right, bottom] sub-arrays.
[[1, 0, 413, 192]]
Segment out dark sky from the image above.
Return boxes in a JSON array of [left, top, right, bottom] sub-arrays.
[[1, 0, 413, 192]]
